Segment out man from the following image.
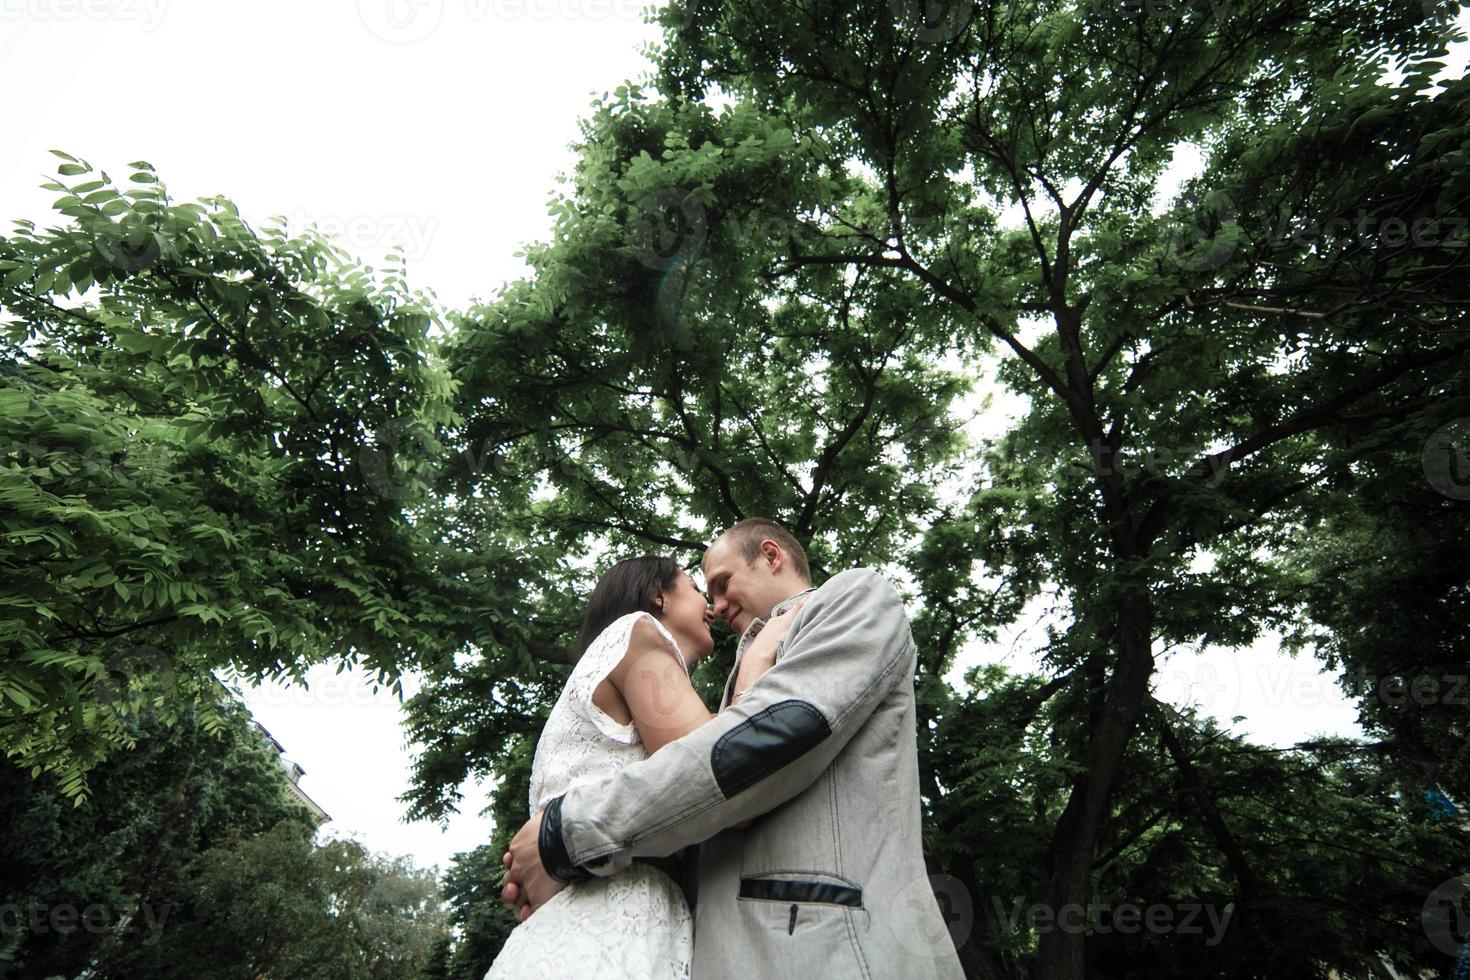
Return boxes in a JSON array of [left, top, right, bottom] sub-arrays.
[[501, 518, 964, 978]]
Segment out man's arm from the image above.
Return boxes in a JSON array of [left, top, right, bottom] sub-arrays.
[[534, 567, 912, 883]]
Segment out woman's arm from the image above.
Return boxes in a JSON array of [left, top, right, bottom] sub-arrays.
[[607, 616, 713, 755]]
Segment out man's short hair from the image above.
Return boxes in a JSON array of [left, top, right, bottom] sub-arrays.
[[713, 517, 811, 582]]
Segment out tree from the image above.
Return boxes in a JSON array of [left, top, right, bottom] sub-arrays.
[[0, 156, 461, 799], [924, 667, 1462, 978], [99, 821, 446, 980], [431, 845, 519, 980], [399, 0, 1469, 976], [0, 682, 449, 980], [0, 691, 316, 978], [6, 0, 1468, 974], [1283, 405, 1470, 807]]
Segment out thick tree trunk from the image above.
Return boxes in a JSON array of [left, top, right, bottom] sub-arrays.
[[1035, 599, 1156, 980]]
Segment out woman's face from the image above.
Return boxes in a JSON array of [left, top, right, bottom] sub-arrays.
[[659, 571, 715, 662]]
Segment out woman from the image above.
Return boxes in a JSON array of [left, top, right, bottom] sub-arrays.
[[484, 555, 803, 979]]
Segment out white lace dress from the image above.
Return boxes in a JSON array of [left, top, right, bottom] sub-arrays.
[[484, 611, 695, 979]]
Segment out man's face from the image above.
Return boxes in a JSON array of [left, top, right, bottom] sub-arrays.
[[701, 538, 778, 637]]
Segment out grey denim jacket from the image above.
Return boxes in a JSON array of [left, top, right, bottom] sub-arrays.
[[539, 568, 965, 978]]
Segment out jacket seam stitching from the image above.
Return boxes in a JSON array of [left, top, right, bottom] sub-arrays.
[[831, 642, 906, 731], [829, 765, 842, 881], [845, 906, 873, 979], [573, 792, 729, 866]]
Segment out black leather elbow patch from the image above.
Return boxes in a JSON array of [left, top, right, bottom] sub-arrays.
[[712, 699, 831, 799]]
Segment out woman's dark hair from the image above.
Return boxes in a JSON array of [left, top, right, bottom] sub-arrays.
[[575, 555, 682, 657]]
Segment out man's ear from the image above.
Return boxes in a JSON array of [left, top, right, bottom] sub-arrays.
[[759, 538, 782, 572]]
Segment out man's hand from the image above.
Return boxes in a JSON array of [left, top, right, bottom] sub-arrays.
[[499, 807, 568, 922]]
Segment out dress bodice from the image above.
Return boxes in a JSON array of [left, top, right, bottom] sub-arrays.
[[527, 611, 688, 817]]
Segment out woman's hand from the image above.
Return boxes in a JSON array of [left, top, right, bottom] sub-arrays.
[[731, 599, 808, 705], [745, 599, 807, 660]]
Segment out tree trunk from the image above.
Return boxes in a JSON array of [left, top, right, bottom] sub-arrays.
[[1035, 598, 1156, 980]]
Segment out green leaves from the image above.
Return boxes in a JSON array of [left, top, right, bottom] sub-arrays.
[[1, 159, 461, 801], [5, 7, 1468, 971]]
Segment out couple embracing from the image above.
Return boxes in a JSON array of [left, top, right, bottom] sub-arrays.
[[490, 518, 964, 979]]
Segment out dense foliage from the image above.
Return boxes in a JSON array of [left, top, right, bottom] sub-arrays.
[[1, 157, 459, 798], [4, 0, 1468, 977], [0, 691, 446, 980]]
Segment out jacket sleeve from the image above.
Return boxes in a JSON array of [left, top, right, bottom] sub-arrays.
[[538, 567, 914, 882]]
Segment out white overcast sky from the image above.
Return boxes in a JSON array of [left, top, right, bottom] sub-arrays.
[[5, 2, 1464, 878]]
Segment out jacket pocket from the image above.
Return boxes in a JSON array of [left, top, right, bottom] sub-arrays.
[[737, 871, 871, 977], [737, 869, 864, 908]]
